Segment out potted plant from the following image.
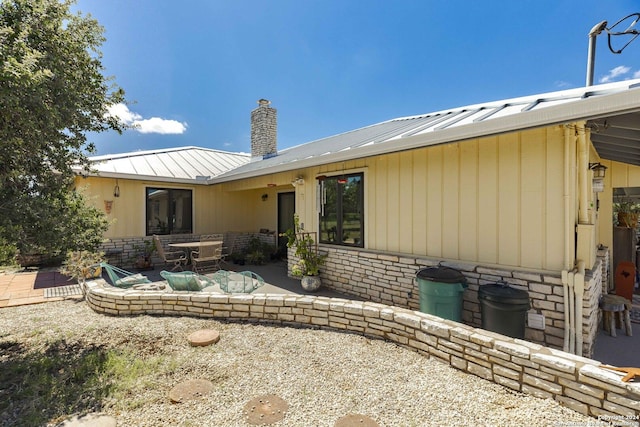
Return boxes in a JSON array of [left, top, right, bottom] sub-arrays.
[[133, 239, 156, 271], [615, 199, 639, 228], [282, 214, 327, 292], [59, 250, 105, 296]]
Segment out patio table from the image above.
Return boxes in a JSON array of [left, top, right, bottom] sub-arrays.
[[168, 241, 223, 266], [168, 241, 223, 249]]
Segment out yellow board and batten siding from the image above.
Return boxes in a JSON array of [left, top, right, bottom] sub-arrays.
[[83, 126, 572, 271], [294, 126, 569, 271]]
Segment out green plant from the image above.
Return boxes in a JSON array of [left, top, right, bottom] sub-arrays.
[[246, 250, 266, 265], [282, 214, 327, 277], [134, 240, 156, 259], [59, 250, 105, 285]]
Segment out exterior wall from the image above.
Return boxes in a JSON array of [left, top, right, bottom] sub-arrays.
[[291, 246, 604, 359], [76, 177, 289, 239], [292, 126, 571, 272], [84, 280, 640, 418]]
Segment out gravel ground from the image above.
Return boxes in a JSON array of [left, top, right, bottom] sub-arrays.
[[0, 300, 595, 427]]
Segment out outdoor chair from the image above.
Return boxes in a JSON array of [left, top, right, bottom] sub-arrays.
[[191, 242, 223, 274], [160, 270, 214, 291], [99, 262, 152, 288], [211, 270, 264, 293], [153, 235, 188, 271]]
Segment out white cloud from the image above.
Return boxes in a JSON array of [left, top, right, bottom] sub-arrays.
[[599, 65, 631, 83], [107, 103, 187, 135], [634, 70, 640, 79]]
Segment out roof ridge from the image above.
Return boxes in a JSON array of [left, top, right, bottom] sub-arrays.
[[90, 146, 250, 161]]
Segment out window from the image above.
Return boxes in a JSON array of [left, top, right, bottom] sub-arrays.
[[318, 173, 363, 247], [146, 188, 193, 235]]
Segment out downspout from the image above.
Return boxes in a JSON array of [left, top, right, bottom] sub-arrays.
[[575, 261, 586, 357], [561, 126, 573, 353], [561, 270, 571, 352], [577, 122, 589, 225]]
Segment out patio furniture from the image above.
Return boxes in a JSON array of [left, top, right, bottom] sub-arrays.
[[160, 270, 214, 291], [153, 235, 188, 271], [99, 262, 152, 288], [211, 270, 264, 293], [600, 294, 633, 337], [191, 242, 223, 274]]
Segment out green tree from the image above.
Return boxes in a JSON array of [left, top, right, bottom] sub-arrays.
[[0, 0, 125, 264]]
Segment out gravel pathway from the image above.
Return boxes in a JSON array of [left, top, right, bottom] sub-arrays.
[[0, 300, 595, 426]]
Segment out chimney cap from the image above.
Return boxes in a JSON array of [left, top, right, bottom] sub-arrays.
[[257, 99, 271, 106]]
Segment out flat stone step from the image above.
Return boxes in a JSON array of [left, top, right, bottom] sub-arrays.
[[188, 329, 220, 346], [168, 379, 214, 403]]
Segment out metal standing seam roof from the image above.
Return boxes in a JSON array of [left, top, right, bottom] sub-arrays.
[[216, 79, 640, 181], [86, 79, 640, 183], [85, 147, 250, 184]]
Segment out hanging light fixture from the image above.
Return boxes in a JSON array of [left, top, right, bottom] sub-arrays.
[[589, 162, 607, 193], [113, 179, 120, 198]]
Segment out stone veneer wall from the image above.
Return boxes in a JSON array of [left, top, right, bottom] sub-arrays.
[[84, 279, 639, 419], [290, 247, 604, 358], [100, 232, 276, 269]]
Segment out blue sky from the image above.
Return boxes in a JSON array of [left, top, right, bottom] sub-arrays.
[[75, 0, 640, 156]]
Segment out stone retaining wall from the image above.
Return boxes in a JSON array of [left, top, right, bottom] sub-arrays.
[[298, 247, 605, 358], [84, 279, 639, 419], [100, 232, 277, 268]]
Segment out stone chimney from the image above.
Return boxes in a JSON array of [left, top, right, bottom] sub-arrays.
[[250, 99, 277, 159]]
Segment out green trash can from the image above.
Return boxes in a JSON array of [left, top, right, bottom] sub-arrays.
[[416, 266, 467, 322], [478, 281, 530, 339]]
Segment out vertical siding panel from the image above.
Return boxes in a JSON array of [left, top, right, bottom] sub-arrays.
[[459, 140, 478, 261], [627, 163, 640, 184], [611, 161, 629, 188], [412, 148, 428, 254], [545, 127, 566, 270], [376, 156, 389, 249], [398, 151, 414, 253], [366, 160, 377, 249], [498, 133, 520, 266], [387, 153, 401, 251], [442, 144, 460, 259], [426, 147, 443, 257], [478, 137, 499, 264], [520, 129, 545, 268]]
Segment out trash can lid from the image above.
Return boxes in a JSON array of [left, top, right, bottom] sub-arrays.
[[479, 282, 530, 304], [416, 266, 467, 284]]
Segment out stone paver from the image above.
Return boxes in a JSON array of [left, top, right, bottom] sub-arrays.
[[188, 329, 220, 346], [244, 394, 288, 425], [168, 379, 214, 403]]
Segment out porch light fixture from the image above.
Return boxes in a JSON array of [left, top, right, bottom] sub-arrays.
[[261, 193, 268, 202], [113, 179, 120, 198], [589, 162, 607, 193]]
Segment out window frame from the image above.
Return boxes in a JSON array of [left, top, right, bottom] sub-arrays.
[[145, 187, 193, 236], [317, 172, 364, 247]]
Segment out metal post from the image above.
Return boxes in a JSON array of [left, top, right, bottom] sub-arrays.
[[586, 20, 607, 86]]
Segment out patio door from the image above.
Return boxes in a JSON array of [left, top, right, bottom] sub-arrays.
[[278, 192, 295, 256]]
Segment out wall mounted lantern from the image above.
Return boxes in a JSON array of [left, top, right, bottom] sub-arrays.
[[589, 162, 607, 193], [261, 194, 268, 202], [113, 179, 120, 198]]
